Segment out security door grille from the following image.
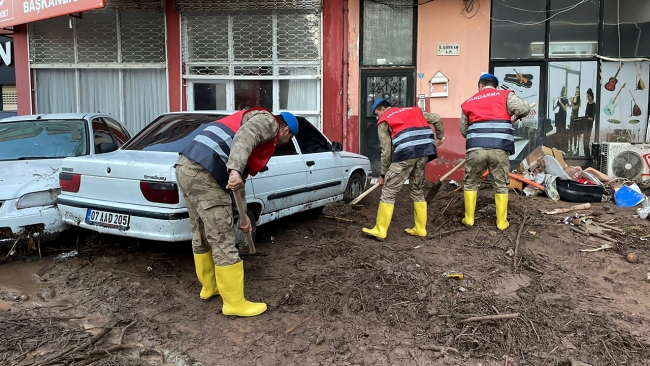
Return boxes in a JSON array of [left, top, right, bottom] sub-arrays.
[[29, 0, 167, 134], [182, 8, 322, 128], [175, 0, 322, 11]]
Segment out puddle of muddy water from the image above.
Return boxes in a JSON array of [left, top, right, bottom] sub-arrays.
[[0, 260, 49, 297]]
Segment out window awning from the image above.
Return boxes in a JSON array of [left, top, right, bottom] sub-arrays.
[[0, 0, 106, 28]]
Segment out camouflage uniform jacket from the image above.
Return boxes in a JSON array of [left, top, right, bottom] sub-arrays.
[[226, 110, 279, 176], [225, 110, 279, 210]]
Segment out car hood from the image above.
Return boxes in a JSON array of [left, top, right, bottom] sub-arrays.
[[0, 159, 62, 200]]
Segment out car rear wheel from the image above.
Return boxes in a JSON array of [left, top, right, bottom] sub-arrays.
[[343, 171, 364, 203], [234, 207, 256, 250]]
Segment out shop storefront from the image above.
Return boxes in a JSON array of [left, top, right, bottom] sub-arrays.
[[28, 0, 167, 134], [12, 0, 647, 176], [345, 0, 491, 178], [13, 0, 332, 136], [489, 0, 650, 165]]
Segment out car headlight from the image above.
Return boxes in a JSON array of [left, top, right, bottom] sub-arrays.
[[16, 189, 61, 209]]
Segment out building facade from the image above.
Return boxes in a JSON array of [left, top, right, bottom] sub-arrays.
[[10, 0, 650, 177]]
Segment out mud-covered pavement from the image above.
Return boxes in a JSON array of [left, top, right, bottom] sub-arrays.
[[1, 184, 650, 366]]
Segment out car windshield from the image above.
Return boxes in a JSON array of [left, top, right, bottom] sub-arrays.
[[0, 120, 88, 161], [122, 114, 225, 152]]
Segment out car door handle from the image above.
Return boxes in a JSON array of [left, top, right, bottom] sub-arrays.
[[306, 161, 315, 166], [260, 166, 269, 172]]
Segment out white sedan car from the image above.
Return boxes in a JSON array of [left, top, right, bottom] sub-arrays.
[[0, 113, 131, 245], [56, 112, 371, 244]]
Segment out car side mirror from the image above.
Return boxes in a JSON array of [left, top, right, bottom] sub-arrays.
[[98, 142, 118, 153], [330, 142, 343, 152]]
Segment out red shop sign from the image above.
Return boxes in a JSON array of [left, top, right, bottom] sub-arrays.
[[0, 0, 106, 28]]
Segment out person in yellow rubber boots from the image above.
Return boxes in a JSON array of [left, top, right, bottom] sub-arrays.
[[459, 73, 531, 230], [362, 98, 444, 240], [175, 108, 298, 317]]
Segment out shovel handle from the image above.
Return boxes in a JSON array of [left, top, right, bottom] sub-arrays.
[[512, 102, 537, 123], [229, 177, 256, 254], [350, 181, 381, 205], [438, 159, 466, 182], [508, 173, 544, 191]]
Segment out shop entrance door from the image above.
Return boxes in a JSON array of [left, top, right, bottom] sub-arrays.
[[360, 69, 415, 176]]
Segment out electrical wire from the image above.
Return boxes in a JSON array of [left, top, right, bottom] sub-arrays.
[[596, 55, 650, 63], [365, 0, 436, 10], [617, 0, 621, 69], [461, 0, 479, 19], [494, 1, 577, 13], [484, 0, 589, 26]]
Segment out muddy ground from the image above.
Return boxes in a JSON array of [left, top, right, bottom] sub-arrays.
[[1, 183, 650, 366]]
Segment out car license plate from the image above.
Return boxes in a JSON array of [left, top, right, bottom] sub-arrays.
[[85, 209, 130, 230]]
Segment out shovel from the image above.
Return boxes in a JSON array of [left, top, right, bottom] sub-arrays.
[[425, 159, 466, 202], [229, 176, 256, 254]]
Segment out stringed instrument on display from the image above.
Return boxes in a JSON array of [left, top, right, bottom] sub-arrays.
[[635, 63, 646, 91], [605, 64, 623, 91], [509, 68, 533, 88], [604, 83, 626, 116], [629, 89, 642, 116], [514, 69, 528, 85]]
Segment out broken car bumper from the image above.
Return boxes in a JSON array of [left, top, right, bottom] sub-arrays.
[[0, 199, 70, 244]]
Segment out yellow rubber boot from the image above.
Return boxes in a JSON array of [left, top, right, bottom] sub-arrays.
[[193, 252, 219, 301], [495, 193, 510, 230], [362, 202, 395, 240], [214, 261, 267, 317], [462, 190, 478, 226], [405, 201, 427, 237]]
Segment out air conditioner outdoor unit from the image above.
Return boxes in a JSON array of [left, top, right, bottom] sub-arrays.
[[530, 41, 597, 57], [599, 142, 650, 181]]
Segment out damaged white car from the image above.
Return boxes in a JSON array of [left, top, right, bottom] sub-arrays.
[[55, 112, 371, 245], [0, 113, 131, 245]]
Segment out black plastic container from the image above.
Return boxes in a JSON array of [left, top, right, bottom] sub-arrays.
[[555, 179, 604, 203]]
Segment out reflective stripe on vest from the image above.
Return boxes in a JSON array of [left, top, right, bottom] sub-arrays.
[[180, 108, 277, 189], [378, 107, 437, 163], [392, 126, 437, 163], [181, 122, 237, 190], [466, 120, 515, 155]]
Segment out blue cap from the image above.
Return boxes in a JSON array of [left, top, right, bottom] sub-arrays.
[[370, 98, 389, 112], [479, 73, 499, 87], [280, 112, 299, 135]]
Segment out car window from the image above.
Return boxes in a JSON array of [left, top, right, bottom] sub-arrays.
[[295, 120, 330, 154], [103, 117, 130, 146], [92, 118, 115, 152], [122, 114, 225, 152], [273, 139, 298, 156], [0, 120, 88, 160]]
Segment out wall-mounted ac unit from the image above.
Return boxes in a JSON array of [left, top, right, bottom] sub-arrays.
[[530, 41, 598, 58], [599, 142, 650, 181]]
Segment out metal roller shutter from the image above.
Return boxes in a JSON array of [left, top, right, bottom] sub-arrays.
[[174, 0, 322, 12]]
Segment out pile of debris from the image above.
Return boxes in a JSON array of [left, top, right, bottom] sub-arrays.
[[510, 146, 650, 219]]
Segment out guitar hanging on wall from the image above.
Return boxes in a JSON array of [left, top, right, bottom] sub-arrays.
[[604, 64, 623, 92], [604, 82, 626, 116]]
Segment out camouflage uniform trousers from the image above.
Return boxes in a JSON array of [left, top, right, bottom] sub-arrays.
[[174, 154, 240, 267], [380, 156, 429, 204], [463, 148, 510, 194]]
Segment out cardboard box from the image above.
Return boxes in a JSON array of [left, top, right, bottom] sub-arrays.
[[518, 146, 567, 174]]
